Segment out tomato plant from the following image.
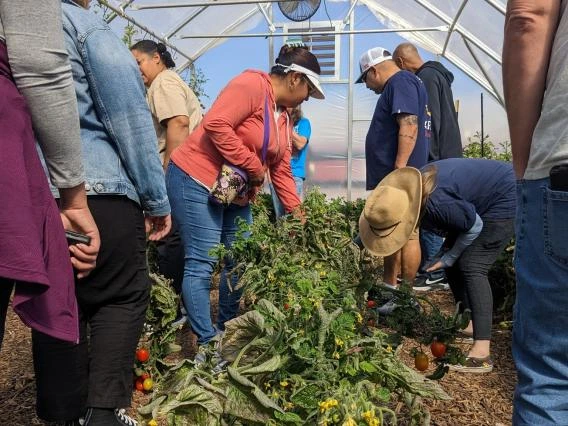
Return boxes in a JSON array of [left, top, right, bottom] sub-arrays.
[[136, 348, 149, 363], [415, 352, 429, 371], [430, 341, 447, 358]]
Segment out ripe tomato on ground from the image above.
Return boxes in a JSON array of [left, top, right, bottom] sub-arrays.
[[143, 378, 154, 391], [135, 378, 144, 392], [414, 352, 429, 371], [430, 341, 447, 358], [141, 372, 151, 381], [366, 300, 376, 309], [136, 348, 150, 363]]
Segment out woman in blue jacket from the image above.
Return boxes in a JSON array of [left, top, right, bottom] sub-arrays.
[[359, 158, 515, 374], [37, 1, 172, 425]]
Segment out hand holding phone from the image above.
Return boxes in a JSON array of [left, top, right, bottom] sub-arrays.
[[65, 230, 92, 245]]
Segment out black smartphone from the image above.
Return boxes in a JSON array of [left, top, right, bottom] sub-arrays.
[[550, 164, 568, 192], [65, 230, 91, 245]]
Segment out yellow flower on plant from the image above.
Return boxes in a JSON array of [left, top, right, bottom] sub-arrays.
[[342, 417, 357, 426], [333, 351, 340, 359], [271, 391, 280, 398], [362, 410, 380, 426], [386, 345, 392, 353], [319, 398, 339, 413], [148, 420, 158, 426], [284, 402, 294, 410], [335, 337, 344, 347], [356, 312, 363, 324], [280, 380, 289, 388]]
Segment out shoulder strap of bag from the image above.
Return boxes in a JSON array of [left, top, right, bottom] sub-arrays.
[[261, 96, 270, 164]]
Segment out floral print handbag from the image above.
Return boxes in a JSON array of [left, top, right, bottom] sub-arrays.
[[209, 96, 270, 207]]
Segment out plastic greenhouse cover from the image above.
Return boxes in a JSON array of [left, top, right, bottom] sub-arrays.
[[102, 0, 506, 200]]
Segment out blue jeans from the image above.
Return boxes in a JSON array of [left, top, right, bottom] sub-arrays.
[[513, 178, 568, 425], [167, 163, 252, 345], [270, 176, 304, 219], [419, 228, 445, 279]]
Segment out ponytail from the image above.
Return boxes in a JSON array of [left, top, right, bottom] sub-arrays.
[[130, 40, 176, 69]]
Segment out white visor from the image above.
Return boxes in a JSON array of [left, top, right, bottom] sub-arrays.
[[281, 63, 325, 100]]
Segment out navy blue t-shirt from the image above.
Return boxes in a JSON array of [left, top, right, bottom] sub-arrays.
[[365, 70, 430, 190], [422, 158, 516, 237]]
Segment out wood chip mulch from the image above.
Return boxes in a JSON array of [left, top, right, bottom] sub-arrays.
[[0, 289, 515, 425]]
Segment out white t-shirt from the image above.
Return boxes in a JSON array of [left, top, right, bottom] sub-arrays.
[[525, 0, 568, 179]]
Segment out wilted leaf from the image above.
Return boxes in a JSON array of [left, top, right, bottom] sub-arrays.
[[239, 355, 283, 375], [221, 311, 265, 362]]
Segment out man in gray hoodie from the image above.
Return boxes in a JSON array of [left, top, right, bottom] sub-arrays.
[[393, 42, 463, 291], [393, 43, 462, 160]]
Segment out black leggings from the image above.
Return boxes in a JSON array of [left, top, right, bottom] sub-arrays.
[[0, 279, 14, 350], [447, 219, 514, 341], [0, 279, 86, 421], [33, 196, 150, 420]]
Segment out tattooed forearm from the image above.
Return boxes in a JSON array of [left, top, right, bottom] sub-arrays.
[[397, 114, 418, 126]]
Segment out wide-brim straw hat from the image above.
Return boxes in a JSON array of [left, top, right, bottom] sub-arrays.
[[358, 167, 422, 256]]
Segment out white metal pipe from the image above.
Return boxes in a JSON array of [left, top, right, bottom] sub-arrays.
[[441, 0, 469, 56], [97, 0, 195, 64], [462, 36, 504, 106], [178, 26, 448, 39], [105, 0, 136, 23], [132, 0, 293, 9], [347, 0, 355, 201], [484, 0, 506, 15], [257, 3, 276, 33], [413, 0, 501, 64], [164, 6, 209, 39]]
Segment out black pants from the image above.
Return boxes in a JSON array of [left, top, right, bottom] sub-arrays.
[[155, 222, 184, 294], [0, 279, 14, 350], [0, 278, 87, 421], [34, 196, 150, 420], [447, 219, 514, 341]]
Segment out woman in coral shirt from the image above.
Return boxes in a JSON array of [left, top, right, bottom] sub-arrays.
[[167, 44, 324, 361]]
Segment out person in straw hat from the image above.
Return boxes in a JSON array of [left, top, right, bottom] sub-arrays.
[[359, 158, 515, 373], [355, 46, 430, 289]]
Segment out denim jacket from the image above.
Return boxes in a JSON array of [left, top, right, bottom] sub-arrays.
[[51, 0, 169, 216]]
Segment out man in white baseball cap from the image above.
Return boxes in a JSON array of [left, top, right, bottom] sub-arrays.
[[355, 46, 431, 293]]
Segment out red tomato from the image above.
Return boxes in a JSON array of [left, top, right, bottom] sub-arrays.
[[430, 341, 447, 358], [136, 348, 150, 363], [414, 352, 429, 371], [141, 372, 150, 381], [367, 300, 376, 309], [283, 303, 290, 311], [135, 378, 144, 392]]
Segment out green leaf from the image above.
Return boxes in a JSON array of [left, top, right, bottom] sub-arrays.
[[256, 299, 286, 322], [159, 384, 223, 416], [360, 361, 379, 373], [290, 384, 320, 409], [274, 410, 304, 424], [137, 395, 166, 417], [239, 355, 283, 375]]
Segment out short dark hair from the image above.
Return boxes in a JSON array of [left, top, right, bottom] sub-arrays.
[[270, 44, 321, 76], [130, 40, 176, 69]]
